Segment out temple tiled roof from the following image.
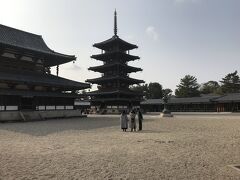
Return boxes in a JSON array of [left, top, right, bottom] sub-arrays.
[[0, 24, 76, 66], [212, 93, 240, 102], [168, 95, 221, 104], [0, 69, 90, 90], [93, 35, 138, 51], [140, 94, 240, 105], [0, 89, 81, 98]]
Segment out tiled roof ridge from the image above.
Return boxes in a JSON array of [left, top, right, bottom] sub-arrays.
[[0, 24, 42, 38], [93, 36, 138, 49], [0, 24, 76, 66]]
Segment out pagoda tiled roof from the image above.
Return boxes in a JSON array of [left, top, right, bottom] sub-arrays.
[[86, 76, 145, 85], [88, 62, 142, 73], [0, 69, 90, 90], [91, 97, 141, 102], [141, 99, 163, 105], [87, 89, 142, 96], [93, 35, 138, 51], [91, 51, 140, 62], [0, 24, 76, 66]]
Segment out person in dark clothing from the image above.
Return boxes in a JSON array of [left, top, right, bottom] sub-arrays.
[[130, 109, 136, 132], [137, 109, 143, 131]]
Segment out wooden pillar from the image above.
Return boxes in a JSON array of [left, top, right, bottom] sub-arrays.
[[56, 65, 59, 76]]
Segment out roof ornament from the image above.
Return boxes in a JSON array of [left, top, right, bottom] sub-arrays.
[[114, 9, 118, 36]]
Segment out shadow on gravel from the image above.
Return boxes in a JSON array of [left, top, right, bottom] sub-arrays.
[[138, 130, 170, 134], [0, 117, 120, 136]]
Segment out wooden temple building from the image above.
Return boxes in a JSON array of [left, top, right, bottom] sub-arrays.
[[141, 93, 240, 113], [86, 10, 144, 113], [0, 24, 90, 121]]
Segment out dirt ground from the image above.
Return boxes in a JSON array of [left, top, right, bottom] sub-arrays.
[[0, 114, 240, 179]]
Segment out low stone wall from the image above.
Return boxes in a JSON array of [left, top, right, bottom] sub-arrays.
[[0, 110, 86, 122], [144, 112, 234, 115]]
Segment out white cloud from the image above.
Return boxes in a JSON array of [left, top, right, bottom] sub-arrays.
[[146, 26, 159, 41]]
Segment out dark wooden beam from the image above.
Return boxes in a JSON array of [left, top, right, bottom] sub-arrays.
[[0, 49, 4, 56]]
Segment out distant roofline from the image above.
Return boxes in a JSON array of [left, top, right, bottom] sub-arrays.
[[141, 93, 240, 104]]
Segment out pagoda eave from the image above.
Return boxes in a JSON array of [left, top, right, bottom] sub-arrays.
[[90, 97, 141, 102], [87, 90, 143, 96], [86, 76, 145, 85], [93, 36, 138, 51], [90, 53, 140, 62], [88, 64, 142, 73]]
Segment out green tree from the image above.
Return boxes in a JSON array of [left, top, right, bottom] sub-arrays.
[[131, 82, 163, 99], [130, 84, 148, 98], [175, 75, 200, 97], [148, 82, 163, 99], [220, 70, 240, 93], [200, 81, 220, 94], [162, 88, 173, 103]]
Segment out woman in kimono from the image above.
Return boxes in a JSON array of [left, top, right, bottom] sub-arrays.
[[120, 110, 128, 132]]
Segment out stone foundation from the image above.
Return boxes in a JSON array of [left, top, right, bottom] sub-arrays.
[[160, 113, 174, 117], [0, 110, 86, 122]]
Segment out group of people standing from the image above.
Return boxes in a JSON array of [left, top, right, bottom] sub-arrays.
[[120, 109, 143, 132]]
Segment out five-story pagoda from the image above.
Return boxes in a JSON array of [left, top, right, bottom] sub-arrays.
[[86, 10, 144, 113]]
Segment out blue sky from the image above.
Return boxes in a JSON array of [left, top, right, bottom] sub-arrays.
[[0, 0, 239, 91]]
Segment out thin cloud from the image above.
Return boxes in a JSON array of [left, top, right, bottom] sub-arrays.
[[67, 63, 82, 71], [146, 26, 159, 41], [175, 0, 200, 4]]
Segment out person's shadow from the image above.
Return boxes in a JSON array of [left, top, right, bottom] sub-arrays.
[[0, 117, 120, 136], [133, 130, 169, 133]]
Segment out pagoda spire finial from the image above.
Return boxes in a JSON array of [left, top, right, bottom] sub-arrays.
[[114, 9, 117, 36]]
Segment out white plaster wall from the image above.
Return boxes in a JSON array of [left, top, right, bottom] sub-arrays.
[[56, 106, 64, 110], [38, 106, 46, 110], [6, 106, 18, 111], [46, 106, 55, 110], [0, 106, 5, 111], [66, 106, 73, 110], [21, 56, 33, 62], [2, 53, 15, 58]]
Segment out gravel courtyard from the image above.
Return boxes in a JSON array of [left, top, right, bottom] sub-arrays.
[[0, 114, 240, 179]]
